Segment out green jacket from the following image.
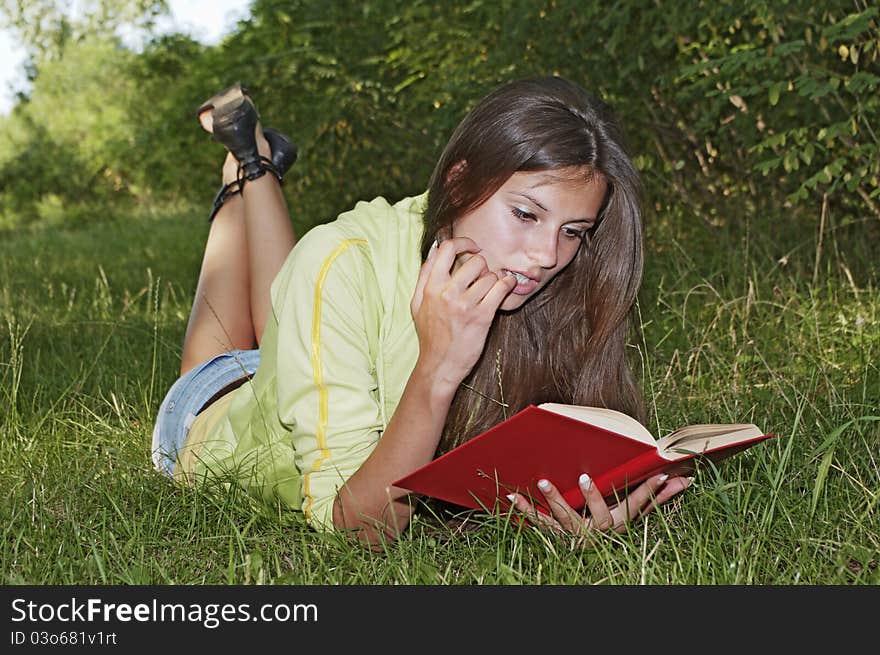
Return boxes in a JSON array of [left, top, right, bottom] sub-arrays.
[[185, 194, 425, 531]]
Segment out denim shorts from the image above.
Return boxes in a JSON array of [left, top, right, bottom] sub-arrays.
[[151, 349, 261, 477]]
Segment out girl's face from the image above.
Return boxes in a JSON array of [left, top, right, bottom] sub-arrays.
[[451, 167, 607, 311]]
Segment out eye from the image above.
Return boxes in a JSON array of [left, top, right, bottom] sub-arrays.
[[562, 225, 588, 241], [510, 207, 536, 222]]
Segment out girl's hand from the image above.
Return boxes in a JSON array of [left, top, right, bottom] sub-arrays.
[[506, 473, 693, 542], [410, 237, 516, 393]]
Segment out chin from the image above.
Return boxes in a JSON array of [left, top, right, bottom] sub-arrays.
[[499, 294, 529, 312]]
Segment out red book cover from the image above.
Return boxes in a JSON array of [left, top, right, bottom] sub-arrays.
[[393, 405, 771, 514]]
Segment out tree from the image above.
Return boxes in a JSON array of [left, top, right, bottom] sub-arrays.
[[0, 0, 168, 62]]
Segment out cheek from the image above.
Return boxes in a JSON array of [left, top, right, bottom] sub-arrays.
[[459, 226, 520, 270], [558, 239, 583, 269], [486, 230, 520, 261]]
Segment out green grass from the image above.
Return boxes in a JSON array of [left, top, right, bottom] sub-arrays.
[[1, 205, 878, 585]]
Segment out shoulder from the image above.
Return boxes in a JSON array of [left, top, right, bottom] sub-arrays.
[[270, 192, 427, 306], [333, 192, 427, 242]]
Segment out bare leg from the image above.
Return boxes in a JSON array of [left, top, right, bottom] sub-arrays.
[[179, 127, 296, 375], [180, 190, 254, 375], [239, 135, 297, 341]]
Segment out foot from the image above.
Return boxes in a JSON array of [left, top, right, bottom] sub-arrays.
[[196, 83, 266, 182], [222, 126, 271, 187], [197, 83, 248, 135], [209, 127, 297, 222], [263, 128, 298, 180], [213, 95, 262, 179], [199, 84, 297, 179]]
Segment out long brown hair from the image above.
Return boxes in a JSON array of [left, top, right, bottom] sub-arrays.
[[421, 76, 646, 454]]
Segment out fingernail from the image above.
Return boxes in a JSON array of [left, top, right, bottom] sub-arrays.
[[578, 473, 592, 488], [537, 479, 551, 491], [658, 474, 669, 483], [506, 493, 517, 503]]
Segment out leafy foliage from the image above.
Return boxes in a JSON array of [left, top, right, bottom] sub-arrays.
[[0, 0, 168, 61], [0, 0, 877, 285], [667, 2, 879, 226], [0, 36, 141, 227]]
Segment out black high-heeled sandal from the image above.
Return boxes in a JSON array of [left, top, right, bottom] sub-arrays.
[[197, 83, 249, 132], [206, 127, 298, 222], [209, 89, 267, 182], [265, 128, 298, 179], [199, 84, 298, 221]]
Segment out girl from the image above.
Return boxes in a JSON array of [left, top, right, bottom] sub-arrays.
[[152, 77, 691, 545]]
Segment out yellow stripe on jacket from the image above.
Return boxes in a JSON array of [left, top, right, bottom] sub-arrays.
[[303, 239, 367, 519]]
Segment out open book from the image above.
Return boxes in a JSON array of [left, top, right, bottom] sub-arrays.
[[393, 403, 772, 513]]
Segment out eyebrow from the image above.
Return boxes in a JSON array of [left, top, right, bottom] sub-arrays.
[[513, 192, 547, 212], [511, 192, 594, 223]]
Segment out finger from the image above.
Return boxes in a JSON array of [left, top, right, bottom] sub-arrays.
[[622, 482, 681, 527], [477, 272, 517, 311], [651, 476, 693, 505], [579, 473, 615, 532], [609, 473, 670, 529], [462, 270, 507, 305], [507, 493, 562, 533], [410, 238, 441, 314], [448, 252, 492, 293], [427, 237, 481, 287], [536, 479, 584, 533]]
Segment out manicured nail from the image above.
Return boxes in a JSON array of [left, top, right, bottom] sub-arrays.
[[506, 493, 517, 503], [537, 479, 551, 491], [578, 473, 592, 488], [658, 474, 669, 483]]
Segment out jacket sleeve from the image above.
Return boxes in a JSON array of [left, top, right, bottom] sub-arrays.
[[270, 226, 385, 532]]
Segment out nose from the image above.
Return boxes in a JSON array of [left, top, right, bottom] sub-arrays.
[[527, 225, 559, 270]]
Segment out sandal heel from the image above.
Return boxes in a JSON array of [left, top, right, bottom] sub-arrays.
[[196, 83, 249, 133]]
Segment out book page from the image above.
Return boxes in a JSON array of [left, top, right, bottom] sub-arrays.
[[657, 423, 764, 458], [538, 403, 658, 446]]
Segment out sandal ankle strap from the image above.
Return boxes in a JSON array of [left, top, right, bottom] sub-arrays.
[[208, 180, 241, 222], [207, 156, 285, 222], [237, 156, 282, 190]]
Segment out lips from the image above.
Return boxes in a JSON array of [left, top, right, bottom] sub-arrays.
[[503, 269, 540, 295]]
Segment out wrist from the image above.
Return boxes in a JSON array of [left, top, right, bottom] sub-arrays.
[[410, 358, 460, 407]]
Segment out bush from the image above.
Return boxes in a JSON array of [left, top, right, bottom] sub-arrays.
[[1, 0, 877, 284]]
